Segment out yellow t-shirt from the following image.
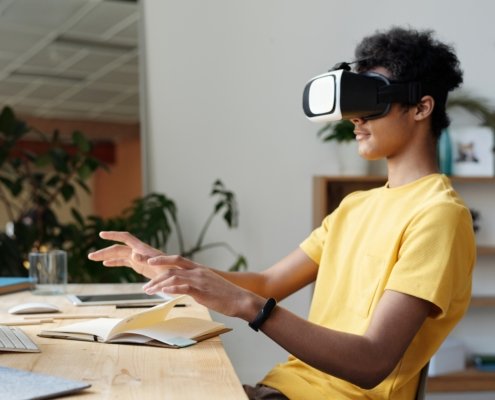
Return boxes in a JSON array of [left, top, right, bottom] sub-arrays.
[[262, 174, 475, 400]]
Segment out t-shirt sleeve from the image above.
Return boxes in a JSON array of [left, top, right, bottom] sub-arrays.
[[299, 214, 333, 265], [386, 203, 475, 318]]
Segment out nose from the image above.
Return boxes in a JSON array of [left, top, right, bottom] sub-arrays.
[[350, 116, 366, 126], [350, 117, 366, 125]]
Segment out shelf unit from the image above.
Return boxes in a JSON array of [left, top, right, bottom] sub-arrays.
[[312, 175, 495, 393]]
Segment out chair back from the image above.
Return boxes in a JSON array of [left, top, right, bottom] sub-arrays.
[[415, 362, 429, 400]]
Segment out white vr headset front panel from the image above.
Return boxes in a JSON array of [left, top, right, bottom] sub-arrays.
[[306, 70, 343, 122]]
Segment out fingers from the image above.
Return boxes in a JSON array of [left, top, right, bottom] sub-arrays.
[[99, 231, 148, 249], [147, 255, 198, 270], [88, 244, 131, 261], [97, 231, 164, 260], [143, 270, 194, 296], [102, 258, 134, 268]]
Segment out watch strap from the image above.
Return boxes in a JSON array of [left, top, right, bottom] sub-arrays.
[[248, 297, 277, 332]]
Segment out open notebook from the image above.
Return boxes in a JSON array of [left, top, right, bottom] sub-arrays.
[[39, 295, 231, 348], [0, 366, 91, 400]]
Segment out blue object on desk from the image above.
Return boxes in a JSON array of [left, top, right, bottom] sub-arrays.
[[0, 277, 33, 296]]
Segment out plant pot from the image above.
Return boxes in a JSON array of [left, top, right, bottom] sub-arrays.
[[336, 141, 369, 175]]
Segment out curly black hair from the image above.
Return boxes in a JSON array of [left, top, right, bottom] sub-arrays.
[[354, 26, 463, 139]]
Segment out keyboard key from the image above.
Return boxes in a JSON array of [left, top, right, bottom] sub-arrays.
[[0, 325, 40, 353]]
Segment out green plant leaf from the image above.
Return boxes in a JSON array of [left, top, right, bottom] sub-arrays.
[[317, 120, 355, 143], [85, 157, 105, 173], [61, 183, 75, 201], [210, 180, 238, 228], [0, 106, 27, 139], [46, 175, 61, 187], [50, 148, 70, 173], [72, 130, 91, 153], [34, 153, 52, 168], [70, 208, 85, 227], [0, 175, 23, 197], [447, 93, 495, 132], [77, 163, 93, 180], [229, 255, 248, 272], [11, 177, 23, 196], [75, 177, 91, 194]]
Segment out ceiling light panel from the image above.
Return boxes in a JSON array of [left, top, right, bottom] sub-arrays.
[[23, 46, 80, 70], [0, 25, 46, 56], [0, 79, 27, 96], [59, 51, 118, 75], [22, 82, 74, 100], [66, 87, 120, 104], [110, 19, 138, 41], [0, 0, 89, 29], [67, 1, 138, 38], [93, 68, 138, 86]]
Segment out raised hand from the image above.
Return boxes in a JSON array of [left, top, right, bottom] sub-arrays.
[[88, 231, 167, 279], [142, 254, 261, 319]]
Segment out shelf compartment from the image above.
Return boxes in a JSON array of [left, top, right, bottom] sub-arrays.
[[470, 296, 495, 307], [477, 246, 495, 256], [427, 368, 495, 392]]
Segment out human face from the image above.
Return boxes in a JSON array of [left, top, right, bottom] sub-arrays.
[[351, 67, 417, 161]]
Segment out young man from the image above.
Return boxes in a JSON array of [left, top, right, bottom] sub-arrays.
[[88, 27, 475, 399]]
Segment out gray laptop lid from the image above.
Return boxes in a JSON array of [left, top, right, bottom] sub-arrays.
[[0, 366, 91, 400]]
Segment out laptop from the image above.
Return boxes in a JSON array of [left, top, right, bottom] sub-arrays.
[[0, 366, 91, 400]]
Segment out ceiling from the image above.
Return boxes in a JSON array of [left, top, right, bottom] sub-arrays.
[[0, 0, 140, 124]]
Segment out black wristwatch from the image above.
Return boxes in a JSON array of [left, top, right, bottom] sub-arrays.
[[248, 297, 277, 332]]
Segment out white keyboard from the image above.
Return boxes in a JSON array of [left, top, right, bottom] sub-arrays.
[[0, 325, 40, 353]]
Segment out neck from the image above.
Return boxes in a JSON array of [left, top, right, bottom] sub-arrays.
[[386, 137, 439, 188]]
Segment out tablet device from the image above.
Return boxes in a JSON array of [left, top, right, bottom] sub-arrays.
[[67, 292, 171, 306]]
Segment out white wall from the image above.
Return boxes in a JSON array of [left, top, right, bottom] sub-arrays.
[[140, 0, 495, 396]]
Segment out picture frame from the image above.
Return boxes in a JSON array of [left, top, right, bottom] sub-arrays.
[[451, 126, 495, 177]]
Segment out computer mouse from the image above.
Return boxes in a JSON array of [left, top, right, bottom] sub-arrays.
[[8, 302, 61, 315]]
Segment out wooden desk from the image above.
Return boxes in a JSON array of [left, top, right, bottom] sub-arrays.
[[0, 284, 247, 399]]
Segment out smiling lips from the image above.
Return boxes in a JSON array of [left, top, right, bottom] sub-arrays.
[[354, 130, 370, 141]]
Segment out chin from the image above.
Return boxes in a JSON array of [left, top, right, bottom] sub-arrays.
[[358, 146, 384, 161], [357, 149, 376, 160]]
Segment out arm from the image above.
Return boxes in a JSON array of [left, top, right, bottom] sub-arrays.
[[254, 289, 431, 389], [143, 256, 431, 389], [88, 231, 319, 301], [212, 248, 318, 300]]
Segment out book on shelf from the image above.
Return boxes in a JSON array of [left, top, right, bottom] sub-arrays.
[[0, 277, 33, 295], [38, 295, 231, 348]]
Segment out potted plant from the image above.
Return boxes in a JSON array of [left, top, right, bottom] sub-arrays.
[[447, 93, 495, 130], [0, 106, 104, 276], [67, 180, 247, 283], [0, 106, 246, 282]]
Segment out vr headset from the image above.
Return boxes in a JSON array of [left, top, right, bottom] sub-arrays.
[[302, 62, 423, 122]]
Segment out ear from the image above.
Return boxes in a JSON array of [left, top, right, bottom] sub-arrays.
[[413, 95, 434, 121]]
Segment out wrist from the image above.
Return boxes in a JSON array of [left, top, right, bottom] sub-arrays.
[[248, 297, 277, 332], [237, 293, 266, 322]]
